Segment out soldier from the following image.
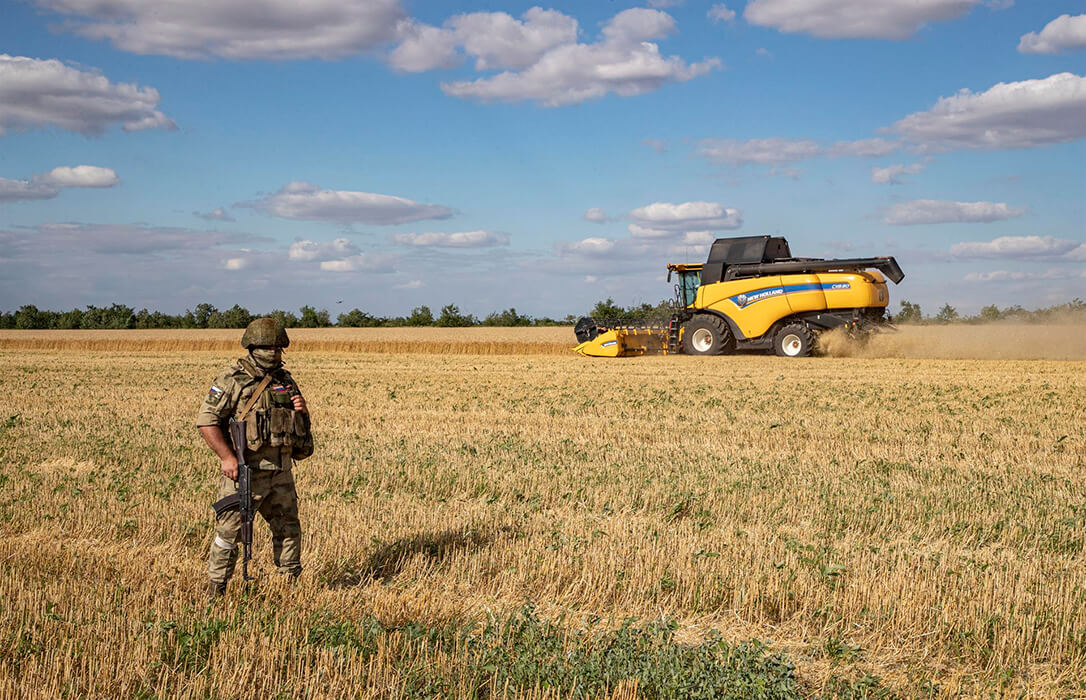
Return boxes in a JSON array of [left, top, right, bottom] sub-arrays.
[[196, 317, 314, 596]]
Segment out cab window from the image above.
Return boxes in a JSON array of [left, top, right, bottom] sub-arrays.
[[679, 271, 701, 306]]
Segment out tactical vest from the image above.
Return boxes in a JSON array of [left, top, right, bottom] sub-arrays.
[[234, 372, 310, 454]]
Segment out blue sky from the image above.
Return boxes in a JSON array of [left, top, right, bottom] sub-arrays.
[[1, 0, 1083, 318]]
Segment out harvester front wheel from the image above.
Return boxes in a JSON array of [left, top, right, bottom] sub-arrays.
[[774, 323, 815, 357], [682, 315, 733, 355]]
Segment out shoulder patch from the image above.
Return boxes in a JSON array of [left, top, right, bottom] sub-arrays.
[[207, 385, 226, 405]]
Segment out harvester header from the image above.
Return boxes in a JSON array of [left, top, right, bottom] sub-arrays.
[[575, 235, 903, 358]]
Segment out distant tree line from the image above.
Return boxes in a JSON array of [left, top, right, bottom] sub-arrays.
[[894, 298, 1086, 325], [0, 302, 573, 330], [2, 297, 1082, 330], [588, 297, 1086, 326], [585, 298, 676, 324]]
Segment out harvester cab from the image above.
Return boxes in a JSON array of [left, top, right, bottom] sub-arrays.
[[668, 264, 703, 307], [574, 235, 904, 358]]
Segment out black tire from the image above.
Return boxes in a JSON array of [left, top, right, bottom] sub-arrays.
[[774, 323, 815, 357], [682, 315, 733, 355]]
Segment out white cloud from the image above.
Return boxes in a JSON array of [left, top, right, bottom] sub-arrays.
[[627, 224, 675, 239], [628, 201, 742, 237], [387, 22, 462, 72], [439, 8, 719, 107], [39, 165, 119, 187], [890, 72, 1086, 152], [288, 238, 360, 261], [389, 8, 580, 73], [695, 136, 899, 166], [708, 4, 736, 23], [828, 138, 900, 157], [964, 268, 1085, 282], [667, 241, 713, 258], [963, 270, 1016, 281], [872, 163, 925, 184], [247, 181, 454, 225], [0, 55, 175, 136], [0, 164, 121, 202], [37, 0, 406, 60], [604, 8, 678, 42], [744, 0, 978, 40], [584, 207, 608, 223], [558, 237, 618, 257], [1019, 15, 1086, 54], [756, 48, 773, 58], [825, 240, 858, 253], [390, 230, 509, 248], [682, 231, 715, 245], [320, 254, 388, 272], [460, 8, 576, 71], [695, 138, 821, 165], [0, 221, 413, 311], [195, 207, 236, 222], [886, 200, 1025, 225], [0, 177, 58, 202], [0, 222, 259, 257], [394, 279, 424, 289], [547, 231, 705, 276], [949, 235, 1082, 259]]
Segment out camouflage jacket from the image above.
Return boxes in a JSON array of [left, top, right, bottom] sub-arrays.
[[196, 357, 314, 470]]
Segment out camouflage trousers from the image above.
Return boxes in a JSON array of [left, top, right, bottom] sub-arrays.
[[208, 469, 302, 585]]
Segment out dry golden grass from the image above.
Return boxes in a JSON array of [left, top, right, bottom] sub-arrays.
[[1, 323, 1081, 360], [1, 326, 1084, 697], [0, 328, 571, 355]]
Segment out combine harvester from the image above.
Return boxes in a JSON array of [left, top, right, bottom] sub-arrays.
[[574, 235, 904, 358]]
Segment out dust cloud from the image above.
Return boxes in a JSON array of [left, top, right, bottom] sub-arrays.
[[817, 324, 1086, 361]]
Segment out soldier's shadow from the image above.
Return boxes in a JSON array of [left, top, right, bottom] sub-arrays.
[[324, 525, 515, 589]]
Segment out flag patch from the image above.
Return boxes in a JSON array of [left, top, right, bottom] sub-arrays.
[[207, 385, 225, 403]]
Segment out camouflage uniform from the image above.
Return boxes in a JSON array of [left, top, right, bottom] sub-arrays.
[[196, 355, 314, 588]]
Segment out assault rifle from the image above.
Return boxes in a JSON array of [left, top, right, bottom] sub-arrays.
[[211, 418, 255, 581]]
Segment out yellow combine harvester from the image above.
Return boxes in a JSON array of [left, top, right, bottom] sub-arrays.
[[574, 235, 904, 358]]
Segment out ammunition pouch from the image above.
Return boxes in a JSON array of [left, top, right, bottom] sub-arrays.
[[234, 377, 312, 460], [268, 406, 293, 447], [293, 410, 309, 437], [291, 411, 314, 460], [247, 413, 262, 448]]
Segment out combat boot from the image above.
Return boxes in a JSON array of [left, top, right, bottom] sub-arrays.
[[208, 580, 227, 597]]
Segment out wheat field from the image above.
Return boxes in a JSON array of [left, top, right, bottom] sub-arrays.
[[1, 326, 1084, 698]]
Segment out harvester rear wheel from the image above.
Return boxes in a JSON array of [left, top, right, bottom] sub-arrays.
[[774, 323, 815, 357], [682, 315, 733, 355]]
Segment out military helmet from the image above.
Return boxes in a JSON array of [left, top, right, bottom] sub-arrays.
[[241, 317, 290, 349]]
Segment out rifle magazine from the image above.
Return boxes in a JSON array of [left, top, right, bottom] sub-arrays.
[[212, 493, 241, 518]]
